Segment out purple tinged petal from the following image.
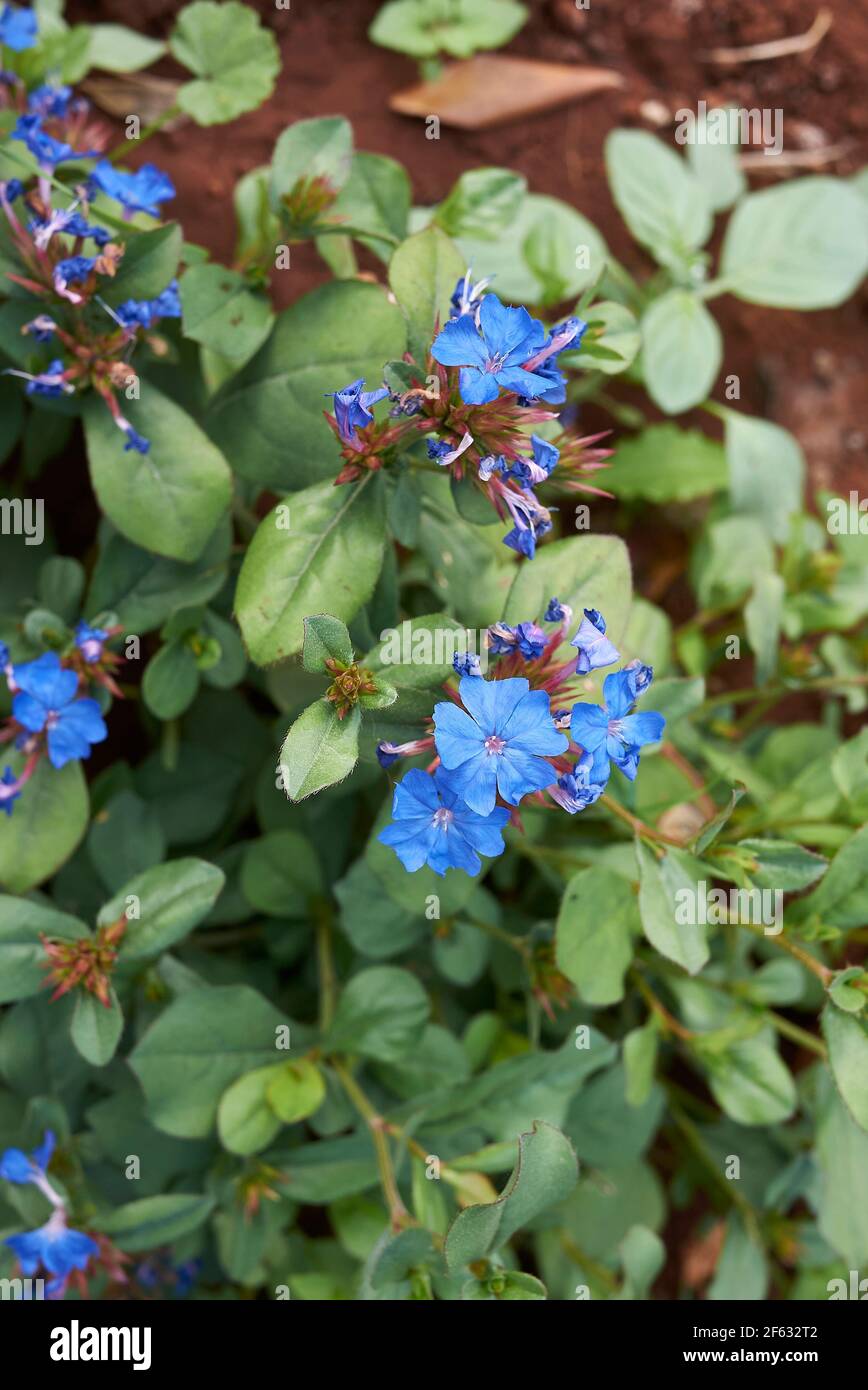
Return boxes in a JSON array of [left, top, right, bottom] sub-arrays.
[[431, 314, 487, 368]]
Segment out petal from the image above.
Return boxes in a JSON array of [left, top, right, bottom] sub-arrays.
[[458, 367, 499, 405], [603, 670, 635, 719], [479, 295, 543, 360], [0, 1148, 34, 1183], [432, 700, 483, 768], [392, 767, 440, 816], [459, 674, 529, 736], [378, 819, 437, 872], [11, 691, 47, 733], [431, 315, 486, 368], [496, 748, 555, 805], [569, 702, 608, 751], [619, 711, 666, 748], [58, 698, 107, 744], [12, 651, 78, 707], [500, 689, 568, 754], [452, 808, 509, 858], [5, 1231, 43, 1275], [439, 753, 497, 816], [437, 829, 480, 876], [495, 365, 555, 399]]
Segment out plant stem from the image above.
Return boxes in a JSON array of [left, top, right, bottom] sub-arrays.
[[730, 917, 832, 986], [332, 1059, 409, 1230], [108, 106, 181, 163], [697, 675, 868, 715], [600, 793, 680, 849], [632, 969, 695, 1040], [314, 899, 337, 1032]]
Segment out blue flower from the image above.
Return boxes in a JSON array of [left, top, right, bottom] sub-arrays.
[[433, 674, 567, 816], [28, 83, 72, 118], [5, 1213, 98, 1297], [517, 318, 587, 406], [549, 751, 608, 813], [502, 488, 552, 560], [74, 621, 108, 664], [453, 651, 481, 677], [505, 435, 559, 488], [0, 3, 37, 51], [115, 279, 182, 331], [624, 658, 654, 697], [326, 378, 389, 445], [426, 431, 474, 468], [12, 114, 82, 172], [12, 651, 107, 769], [570, 670, 666, 783], [0, 766, 19, 816], [378, 766, 510, 876], [90, 159, 176, 217], [449, 270, 491, 320], [431, 293, 551, 406], [513, 622, 547, 661], [570, 608, 620, 674], [0, 1130, 55, 1185], [17, 360, 71, 397], [545, 597, 572, 624], [1, 177, 23, 202], [486, 622, 519, 656], [22, 315, 56, 343], [122, 425, 150, 455], [54, 255, 96, 295]]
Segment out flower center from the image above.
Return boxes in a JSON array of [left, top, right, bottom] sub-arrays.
[[607, 718, 623, 740], [484, 735, 506, 756], [45, 710, 59, 729], [484, 354, 505, 374], [432, 807, 454, 830]]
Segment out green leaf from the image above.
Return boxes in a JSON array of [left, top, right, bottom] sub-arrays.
[[279, 701, 360, 801], [240, 830, 323, 917], [270, 116, 353, 210], [561, 300, 641, 376], [328, 152, 411, 258], [388, 225, 466, 366], [86, 520, 231, 634], [827, 967, 866, 1015], [84, 385, 232, 563], [38, 556, 85, 623], [0, 898, 86, 1004], [718, 177, 868, 308], [104, 857, 225, 962], [369, 1228, 434, 1289], [623, 1020, 659, 1108], [699, 1028, 797, 1126], [435, 168, 527, 240], [684, 108, 746, 212], [180, 264, 273, 361], [0, 753, 88, 894], [267, 1059, 327, 1124], [822, 1005, 868, 1133], [170, 0, 280, 125], [129, 984, 289, 1137], [457, 193, 607, 307], [640, 290, 722, 414], [98, 1193, 216, 1251], [217, 1065, 283, 1155], [744, 573, 784, 686], [618, 1225, 665, 1298], [87, 23, 166, 73], [815, 1079, 868, 1268], [607, 424, 727, 502], [444, 1121, 578, 1271], [325, 966, 430, 1063], [70, 987, 123, 1067], [735, 837, 827, 892], [791, 825, 868, 930], [605, 130, 712, 269], [636, 840, 709, 975], [141, 639, 200, 719], [302, 614, 354, 673], [88, 792, 167, 896], [102, 223, 182, 306], [707, 1214, 767, 1301], [235, 474, 386, 666], [556, 867, 636, 1006], [370, 0, 528, 59], [206, 280, 406, 489], [334, 859, 424, 960], [724, 410, 804, 543]]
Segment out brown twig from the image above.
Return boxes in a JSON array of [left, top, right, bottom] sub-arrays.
[[700, 8, 832, 64]]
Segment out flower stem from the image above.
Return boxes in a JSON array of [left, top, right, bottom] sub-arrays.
[[332, 1059, 409, 1230]]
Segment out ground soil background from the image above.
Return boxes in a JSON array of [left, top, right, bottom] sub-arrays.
[[69, 0, 868, 502]]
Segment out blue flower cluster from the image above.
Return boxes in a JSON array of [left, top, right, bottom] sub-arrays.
[[378, 602, 664, 875], [0, 3, 37, 51], [1, 1132, 98, 1298]]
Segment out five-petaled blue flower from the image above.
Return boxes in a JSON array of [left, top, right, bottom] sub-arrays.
[[378, 766, 510, 876], [90, 159, 176, 218], [326, 378, 389, 445], [502, 488, 552, 560], [5, 1213, 98, 1298], [27, 82, 72, 118], [570, 608, 620, 674], [54, 256, 96, 295], [0, 3, 37, 51], [431, 293, 552, 406], [0, 1130, 55, 1185], [504, 435, 559, 489], [74, 621, 108, 664], [12, 651, 107, 769], [433, 675, 567, 816], [570, 669, 665, 783]]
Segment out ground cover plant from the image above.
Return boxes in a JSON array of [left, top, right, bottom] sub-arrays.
[[0, 0, 867, 1303]]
